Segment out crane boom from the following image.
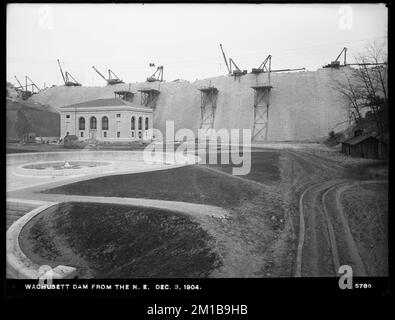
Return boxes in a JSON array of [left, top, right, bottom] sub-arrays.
[[26, 76, 40, 91], [58, 59, 81, 86], [323, 47, 348, 68], [92, 66, 107, 81], [258, 55, 272, 71], [57, 59, 66, 84], [230, 58, 241, 71], [270, 67, 306, 73], [220, 44, 230, 73], [65, 72, 80, 84], [14, 76, 23, 89], [335, 47, 347, 65]]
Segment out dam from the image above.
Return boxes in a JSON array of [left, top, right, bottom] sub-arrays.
[[31, 67, 352, 142]]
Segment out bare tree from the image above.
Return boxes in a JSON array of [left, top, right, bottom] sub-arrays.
[[331, 41, 388, 137]]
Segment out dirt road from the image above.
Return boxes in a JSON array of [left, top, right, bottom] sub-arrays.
[[286, 149, 387, 277]]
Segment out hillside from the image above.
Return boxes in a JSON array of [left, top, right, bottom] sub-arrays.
[[6, 97, 60, 141]]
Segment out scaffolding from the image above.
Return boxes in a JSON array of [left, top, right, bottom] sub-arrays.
[[137, 88, 160, 109], [114, 90, 135, 102], [251, 85, 272, 141], [199, 86, 218, 133]]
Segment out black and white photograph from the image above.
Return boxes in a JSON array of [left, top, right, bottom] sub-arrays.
[[5, 2, 389, 303]]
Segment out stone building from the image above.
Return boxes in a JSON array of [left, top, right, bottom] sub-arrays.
[[60, 98, 153, 142]]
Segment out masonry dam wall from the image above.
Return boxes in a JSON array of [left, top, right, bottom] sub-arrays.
[[31, 67, 352, 142]]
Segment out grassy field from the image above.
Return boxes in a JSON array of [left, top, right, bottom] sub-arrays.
[[206, 150, 280, 185], [43, 165, 263, 208], [43, 151, 281, 205], [19, 202, 221, 278]]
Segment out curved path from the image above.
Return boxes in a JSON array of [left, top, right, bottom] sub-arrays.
[[295, 177, 386, 277], [8, 191, 228, 219], [278, 147, 387, 277], [295, 179, 346, 277]]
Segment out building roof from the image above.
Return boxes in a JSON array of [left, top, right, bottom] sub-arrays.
[[342, 134, 377, 146], [61, 98, 152, 113], [61, 98, 129, 108]]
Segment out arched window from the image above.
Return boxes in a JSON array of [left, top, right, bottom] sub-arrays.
[[102, 116, 109, 130], [138, 117, 142, 130], [145, 117, 149, 130], [78, 117, 85, 130], [131, 116, 135, 130], [90, 116, 97, 130]]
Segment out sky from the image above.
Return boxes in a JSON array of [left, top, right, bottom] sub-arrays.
[[7, 3, 388, 88]]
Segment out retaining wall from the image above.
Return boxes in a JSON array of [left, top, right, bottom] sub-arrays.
[[6, 150, 146, 166]]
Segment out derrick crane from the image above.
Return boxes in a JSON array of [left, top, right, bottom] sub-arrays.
[[219, 44, 247, 76], [219, 43, 247, 77], [147, 65, 164, 82], [229, 58, 247, 76], [14, 75, 40, 100], [14, 75, 24, 90], [219, 44, 230, 74], [57, 59, 82, 86], [323, 47, 387, 69], [92, 66, 124, 85], [323, 47, 347, 68], [252, 55, 305, 74], [251, 55, 272, 74]]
